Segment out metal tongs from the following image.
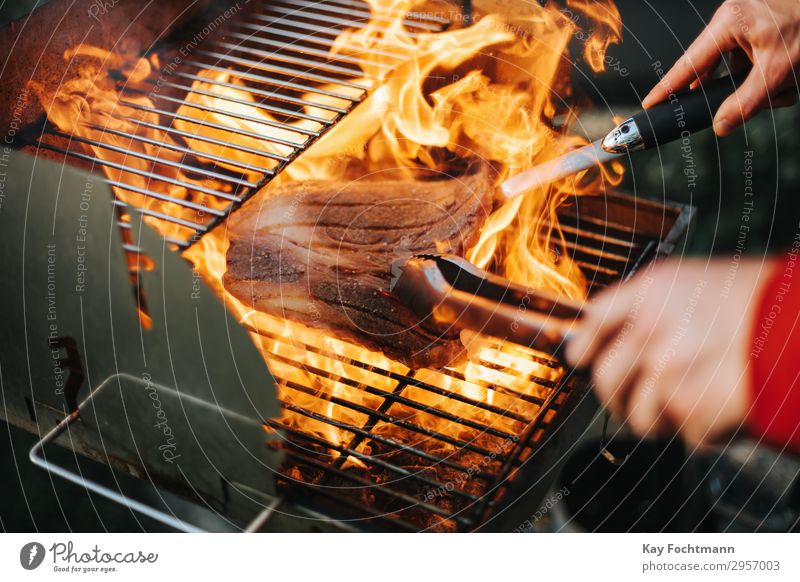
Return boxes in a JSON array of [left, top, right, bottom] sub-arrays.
[[390, 254, 582, 356], [392, 254, 633, 465]]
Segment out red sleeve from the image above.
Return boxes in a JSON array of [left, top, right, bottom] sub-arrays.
[[747, 251, 800, 450]]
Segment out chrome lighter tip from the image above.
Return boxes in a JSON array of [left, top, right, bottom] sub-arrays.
[[601, 117, 644, 154]]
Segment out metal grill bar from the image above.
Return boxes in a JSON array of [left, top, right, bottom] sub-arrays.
[[271, 368, 548, 529], [276, 350, 534, 425], [247, 301, 567, 531], [222, 30, 398, 69], [263, 334, 545, 431], [106, 180, 228, 216], [53, 130, 259, 190], [252, 3, 443, 34], [126, 75, 329, 128], [228, 24, 409, 66], [440, 368, 550, 406], [119, 100, 308, 148], [35, 140, 242, 200], [233, 19, 413, 57], [273, 403, 496, 480], [83, 122, 277, 175], [112, 200, 205, 245], [192, 50, 368, 90], [320, 0, 451, 25], [111, 114, 291, 161], [272, 378, 505, 460], [278, 375, 515, 459], [273, 422, 482, 502], [34, 0, 440, 248], [209, 41, 366, 78], [180, 58, 360, 100], [277, 447, 471, 527]]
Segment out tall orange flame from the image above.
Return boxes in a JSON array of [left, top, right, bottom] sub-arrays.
[[30, 0, 623, 459]]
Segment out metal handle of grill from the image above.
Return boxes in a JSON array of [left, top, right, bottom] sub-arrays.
[[29, 374, 286, 533], [29, 407, 207, 533]]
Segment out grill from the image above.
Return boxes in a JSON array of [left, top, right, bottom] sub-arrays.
[[30, 0, 450, 248], [253, 191, 687, 532], [1, 0, 692, 532]]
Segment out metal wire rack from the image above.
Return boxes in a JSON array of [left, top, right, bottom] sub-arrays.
[[248, 203, 665, 531], [32, 0, 451, 248]]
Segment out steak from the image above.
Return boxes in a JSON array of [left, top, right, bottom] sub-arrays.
[[224, 162, 494, 369]]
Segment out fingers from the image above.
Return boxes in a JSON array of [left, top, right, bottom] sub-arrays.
[[642, 10, 738, 108], [624, 375, 670, 438], [590, 324, 648, 417], [713, 57, 789, 134], [565, 286, 633, 369], [566, 270, 654, 369], [588, 318, 671, 439]]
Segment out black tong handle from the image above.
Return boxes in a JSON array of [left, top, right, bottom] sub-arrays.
[[633, 72, 747, 149]]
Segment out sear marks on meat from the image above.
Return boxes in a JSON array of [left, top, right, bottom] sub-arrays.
[[224, 162, 494, 369]]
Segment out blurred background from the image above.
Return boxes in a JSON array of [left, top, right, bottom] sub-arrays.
[[575, 0, 800, 256], [1, 0, 798, 532]]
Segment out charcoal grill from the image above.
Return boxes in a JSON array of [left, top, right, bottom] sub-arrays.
[[0, 0, 693, 532]]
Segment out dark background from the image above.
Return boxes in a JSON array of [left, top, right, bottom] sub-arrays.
[[3, 0, 799, 532], [574, 0, 800, 255]]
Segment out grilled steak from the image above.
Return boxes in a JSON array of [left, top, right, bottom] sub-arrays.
[[224, 162, 494, 369]]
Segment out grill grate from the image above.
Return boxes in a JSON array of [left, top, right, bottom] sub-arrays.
[[248, 207, 661, 532], [31, 0, 451, 248]]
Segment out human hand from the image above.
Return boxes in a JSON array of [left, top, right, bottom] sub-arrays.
[[565, 258, 778, 447], [642, 0, 800, 136]]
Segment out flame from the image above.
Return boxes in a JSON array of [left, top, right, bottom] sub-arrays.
[[31, 1, 622, 473]]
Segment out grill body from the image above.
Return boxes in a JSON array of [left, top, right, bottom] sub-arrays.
[[0, 0, 693, 532]]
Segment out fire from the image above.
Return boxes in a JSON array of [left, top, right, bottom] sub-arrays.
[[31, 1, 622, 471]]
